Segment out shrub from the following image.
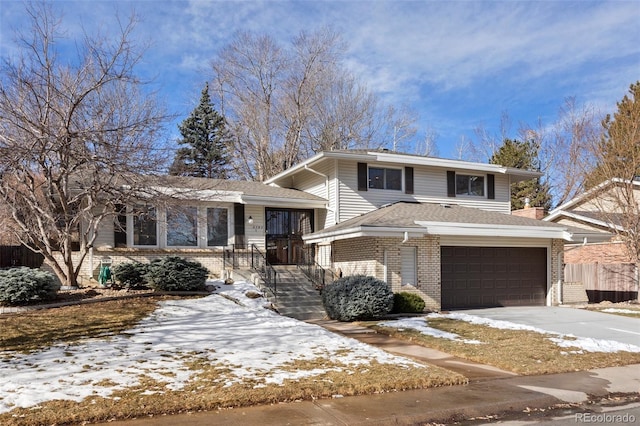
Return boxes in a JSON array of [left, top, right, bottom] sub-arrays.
[[322, 275, 393, 321], [392, 292, 426, 313], [111, 262, 149, 289], [0, 267, 60, 306], [145, 256, 208, 291]]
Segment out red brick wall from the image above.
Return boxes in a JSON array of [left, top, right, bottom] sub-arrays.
[[564, 242, 632, 264]]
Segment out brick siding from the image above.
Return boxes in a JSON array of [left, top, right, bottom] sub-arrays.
[[564, 242, 632, 264]]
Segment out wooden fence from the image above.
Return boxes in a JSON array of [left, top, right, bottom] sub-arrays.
[[0, 245, 45, 269], [564, 263, 638, 303]]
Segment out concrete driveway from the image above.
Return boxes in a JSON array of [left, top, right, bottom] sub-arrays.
[[459, 306, 640, 347]]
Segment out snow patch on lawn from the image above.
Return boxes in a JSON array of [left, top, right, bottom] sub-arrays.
[[379, 312, 640, 354], [601, 308, 640, 315], [378, 317, 482, 344], [0, 280, 423, 414]]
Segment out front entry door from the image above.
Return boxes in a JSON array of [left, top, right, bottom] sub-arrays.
[[265, 208, 314, 264]]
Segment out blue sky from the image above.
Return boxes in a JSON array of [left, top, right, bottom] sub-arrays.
[[1, 0, 639, 160]]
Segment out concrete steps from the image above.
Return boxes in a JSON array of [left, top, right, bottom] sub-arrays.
[[229, 265, 327, 320], [269, 266, 327, 321]]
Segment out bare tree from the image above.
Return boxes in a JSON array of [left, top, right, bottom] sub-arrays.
[[211, 28, 416, 181], [524, 97, 601, 207], [414, 126, 440, 157], [587, 82, 640, 264], [0, 2, 169, 286]]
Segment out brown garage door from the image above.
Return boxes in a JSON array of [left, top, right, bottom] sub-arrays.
[[441, 246, 547, 309]]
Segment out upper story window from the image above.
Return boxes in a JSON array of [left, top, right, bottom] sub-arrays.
[[456, 174, 484, 196], [369, 167, 402, 190], [133, 207, 157, 246]]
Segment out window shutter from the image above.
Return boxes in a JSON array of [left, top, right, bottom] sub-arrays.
[[487, 174, 495, 199], [405, 167, 414, 194], [447, 171, 456, 197], [234, 203, 246, 248], [114, 205, 127, 248], [357, 162, 368, 191]]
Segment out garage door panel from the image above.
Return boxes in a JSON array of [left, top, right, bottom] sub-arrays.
[[442, 246, 546, 309]]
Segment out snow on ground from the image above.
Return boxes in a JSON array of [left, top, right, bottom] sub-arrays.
[[601, 308, 640, 315], [378, 317, 482, 344], [379, 312, 640, 354], [0, 280, 423, 414]]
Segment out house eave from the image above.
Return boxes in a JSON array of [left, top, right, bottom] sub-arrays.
[[241, 195, 327, 208], [303, 226, 425, 244], [414, 221, 573, 241]]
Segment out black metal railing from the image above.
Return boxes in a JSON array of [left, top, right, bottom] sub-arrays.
[[223, 244, 277, 298], [295, 246, 337, 292]]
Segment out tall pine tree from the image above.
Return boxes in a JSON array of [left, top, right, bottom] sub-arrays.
[[490, 139, 552, 211], [589, 81, 640, 186], [170, 83, 230, 178]]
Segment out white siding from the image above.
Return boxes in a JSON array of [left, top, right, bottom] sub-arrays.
[[93, 217, 115, 248], [245, 204, 265, 249], [336, 160, 512, 222]]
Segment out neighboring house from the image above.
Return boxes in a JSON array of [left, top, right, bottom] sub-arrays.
[[543, 178, 638, 264], [543, 178, 638, 302], [75, 150, 594, 310]]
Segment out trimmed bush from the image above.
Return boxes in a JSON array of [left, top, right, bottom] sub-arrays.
[[322, 275, 393, 322], [0, 267, 60, 306], [111, 262, 149, 289], [145, 256, 208, 291], [392, 292, 426, 313]]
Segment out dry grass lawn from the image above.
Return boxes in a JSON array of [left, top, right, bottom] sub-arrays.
[[373, 317, 640, 375], [0, 298, 464, 426]]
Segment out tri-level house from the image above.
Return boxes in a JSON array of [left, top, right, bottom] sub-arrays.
[[77, 149, 597, 311]]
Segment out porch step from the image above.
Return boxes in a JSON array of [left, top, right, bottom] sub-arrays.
[[270, 266, 327, 321]]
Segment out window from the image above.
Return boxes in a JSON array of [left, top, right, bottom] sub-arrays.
[[133, 207, 157, 246], [369, 167, 402, 190], [207, 207, 228, 246], [167, 207, 198, 247], [456, 174, 484, 196]]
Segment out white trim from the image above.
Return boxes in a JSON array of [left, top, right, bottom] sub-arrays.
[[265, 150, 542, 184], [239, 195, 326, 208], [545, 210, 624, 233], [302, 225, 425, 244], [544, 178, 640, 221], [415, 220, 573, 240]]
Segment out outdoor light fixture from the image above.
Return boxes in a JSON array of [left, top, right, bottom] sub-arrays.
[[247, 216, 254, 224]]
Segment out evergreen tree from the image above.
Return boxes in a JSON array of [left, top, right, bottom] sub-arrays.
[[169, 83, 230, 178], [589, 81, 640, 186], [490, 139, 552, 211]]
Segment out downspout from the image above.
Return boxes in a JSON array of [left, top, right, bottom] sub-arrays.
[[402, 231, 409, 243]]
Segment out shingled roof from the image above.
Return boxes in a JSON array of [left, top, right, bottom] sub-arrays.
[[303, 202, 603, 243]]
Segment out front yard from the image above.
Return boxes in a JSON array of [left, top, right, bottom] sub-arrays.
[[0, 282, 462, 426], [373, 310, 640, 375]]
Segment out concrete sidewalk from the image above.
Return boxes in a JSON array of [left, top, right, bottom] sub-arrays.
[[103, 320, 640, 426], [103, 364, 640, 426]]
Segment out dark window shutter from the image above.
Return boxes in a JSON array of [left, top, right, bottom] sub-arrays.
[[357, 162, 368, 191], [234, 203, 246, 248], [446, 171, 456, 197], [487, 174, 495, 199], [114, 204, 127, 248], [405, 167, 414, 194]]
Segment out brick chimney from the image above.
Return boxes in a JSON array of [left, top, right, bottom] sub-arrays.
[[511, 206, 546, 220]]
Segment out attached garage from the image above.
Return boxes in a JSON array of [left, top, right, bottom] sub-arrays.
[[441, 246, 547, 309]]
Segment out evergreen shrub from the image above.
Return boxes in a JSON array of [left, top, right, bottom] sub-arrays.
[[0, 267, 60, 305], [321, 275, 393, 322], [145, 256, 208, 291], [111, 262, 149, 289], [392, 292, 426, 313]]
